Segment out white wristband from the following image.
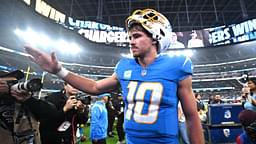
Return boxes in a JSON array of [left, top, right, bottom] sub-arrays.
[[56, 67, 69, 78]]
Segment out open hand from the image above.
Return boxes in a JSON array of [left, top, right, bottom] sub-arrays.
[[24, 45, 61, 74]]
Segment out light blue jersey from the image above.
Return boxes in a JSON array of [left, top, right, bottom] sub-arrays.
[[244, 94, 256, 111], [115, 54, 193, 143], [90, 101, 108, 140]]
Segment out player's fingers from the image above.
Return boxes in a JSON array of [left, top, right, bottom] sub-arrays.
[[24, 45, 40, 56], [51, 52, 58, 63], [27, 55, 36, 63]]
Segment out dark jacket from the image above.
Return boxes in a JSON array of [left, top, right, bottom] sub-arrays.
[[0, 96, 41, 144], [25, 91, 89, 144]]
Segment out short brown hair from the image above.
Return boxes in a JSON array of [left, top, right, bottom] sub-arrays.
[[128, 23, 159, 52], [128, 23, 152, 37]]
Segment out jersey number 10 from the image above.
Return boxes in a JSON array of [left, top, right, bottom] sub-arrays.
[[125, 81, 163, 124]]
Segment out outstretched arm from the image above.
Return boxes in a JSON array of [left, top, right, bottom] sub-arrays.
[[178, 76, 205, 144], [24, 45, 119, 95], [25, 45, 61, 74]]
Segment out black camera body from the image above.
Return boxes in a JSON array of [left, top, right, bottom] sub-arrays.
[[7, 78, 43, 93], [76, 93, 91, 105], [241, 73, 249, 83]]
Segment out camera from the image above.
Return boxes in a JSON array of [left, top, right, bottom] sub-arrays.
[[76, 93, 91, 105], [236, 73, 249, 87], [8, 78, 43, 92], [241, 73, 249, 83]]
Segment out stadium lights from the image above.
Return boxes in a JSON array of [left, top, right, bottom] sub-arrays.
[[38, 34, 52, 48], [56, 40, 81, 55], [195, 57, 256, 67], [55, 40, 69, 53], [121, 49, 194, 58], [14, 28, 81, 55], [166, 49, 194, 57], [68, 43, 81, 54], [121, 53, 133, 58], [14, 28, 23, 36], [193, 87, 235, 91]]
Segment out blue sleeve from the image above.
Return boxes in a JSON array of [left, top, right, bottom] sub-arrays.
[[179, 56, 193, 81], [114, 60, 121, 73], [114, 59, 124, 79]]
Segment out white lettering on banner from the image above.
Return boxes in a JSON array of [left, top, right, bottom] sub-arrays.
[[210, 28, 231, 44], [92, 30, 100, 42], [248, 20, 256, 32], [115, 32, 126, 43], [91, 22, 98, 30], [249, 31, 256, 39], [35, 0, 66, 23], [68, 17, 124, 31], [232, 19, 256, 36], [209, 18, 256, 45], [68, 17, 82, 28], [78, 29, 128, 43], [99, 23, 108, 30], [107, 31, 115, 43], [22, 0, 31, 5], [237, 35, 249, 41], [232, 34, 249, 43], [19, 0, 256, 46]]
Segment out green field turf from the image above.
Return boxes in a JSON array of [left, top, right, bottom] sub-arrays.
[[78, 124, 121, 144]]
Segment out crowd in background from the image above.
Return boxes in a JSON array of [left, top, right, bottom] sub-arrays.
[[1, 69, 256, 144], [0, 70, 126, 144]]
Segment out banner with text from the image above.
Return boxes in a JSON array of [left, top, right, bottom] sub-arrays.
[[22, 0, 256, 48]]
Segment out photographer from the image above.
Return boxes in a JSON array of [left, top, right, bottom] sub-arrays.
[[241, 77, 256, 111], [0, 70, 43, 144], [235, 77, 256, 144], [42, 82, 89, 144]]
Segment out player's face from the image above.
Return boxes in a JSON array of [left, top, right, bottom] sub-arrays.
[[128, 29, 154, 58]]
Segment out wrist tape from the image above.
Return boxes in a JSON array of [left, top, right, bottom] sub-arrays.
[[56, 67, 69, 78]]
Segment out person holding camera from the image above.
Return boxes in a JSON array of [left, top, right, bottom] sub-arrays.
[[0, 70, 42, 144], [241, 77, 256, 111], [42, 82, 89, 144], [0, 70, 88, 144], [235, 77, 256, 144]]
